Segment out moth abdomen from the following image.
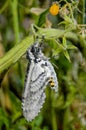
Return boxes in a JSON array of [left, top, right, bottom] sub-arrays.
[[49, 77, 55, 87]]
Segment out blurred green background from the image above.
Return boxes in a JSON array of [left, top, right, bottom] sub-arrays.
[[0, 0, 86, 130]]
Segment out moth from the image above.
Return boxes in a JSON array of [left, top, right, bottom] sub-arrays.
[[22, 41, 58, 121]]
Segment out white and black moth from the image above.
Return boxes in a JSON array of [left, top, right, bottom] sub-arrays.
[[22, 41, 58, 121]]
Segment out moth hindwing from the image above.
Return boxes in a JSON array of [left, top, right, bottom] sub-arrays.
[[22, 41, 58, 121]]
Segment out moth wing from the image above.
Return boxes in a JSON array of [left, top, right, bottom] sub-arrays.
[[30, 60, 51, 92], [22, 62, 34, 117], [31, 63, 44, 81], [22, 61, 34, 98], [23, 90, 46, 121], [30, 72, 48, 92], [22, 60, 50, 121]]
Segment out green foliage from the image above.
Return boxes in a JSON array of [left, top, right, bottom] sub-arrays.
[[0, 0, 86, 130]]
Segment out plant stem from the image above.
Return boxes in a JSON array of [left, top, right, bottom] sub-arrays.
[[11, 0, 20, 43], [0, 36, 33, 73], [52, 109, 58, 130], [82, 0, 85, 24], [0, 1, 8, 14]]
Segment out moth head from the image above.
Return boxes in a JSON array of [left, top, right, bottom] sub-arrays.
[[31, 42, 42, 58]]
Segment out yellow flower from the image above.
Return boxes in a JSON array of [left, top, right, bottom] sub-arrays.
[[49, 2, 59, 16]]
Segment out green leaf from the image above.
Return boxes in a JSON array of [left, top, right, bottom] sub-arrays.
[[37, 9, 48, 27], [55, 40, 64, 50], [0, 108, 9, 129], [47, 39, 64, 56], [52, 48, 62, 56], [63, 51, 71, 62], [62, 37, 67, 48], [33, 24, 66, 38], [30, 8, 47, 16], [67, 44, 77, 49], [64, 15, 73, 23]]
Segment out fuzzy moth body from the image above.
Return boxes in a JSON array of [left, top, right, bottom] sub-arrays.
[[22, 42, 58, 121]]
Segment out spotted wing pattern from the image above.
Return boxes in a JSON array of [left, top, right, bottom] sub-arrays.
[[22, 42, 58, 121]]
